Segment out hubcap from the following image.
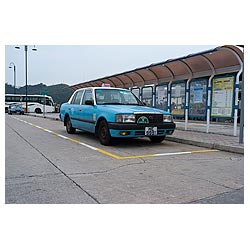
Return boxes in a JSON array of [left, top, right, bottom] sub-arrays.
[[101, 126, 107, 138]]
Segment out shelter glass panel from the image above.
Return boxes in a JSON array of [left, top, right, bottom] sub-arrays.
[[189, 79, 207, 118], [171, 82, 185, 117], [142, 86, 153, 107], [156, 84, 168, 111], [131, 87, 140, 99]]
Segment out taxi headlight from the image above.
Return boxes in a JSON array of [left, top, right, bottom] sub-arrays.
[[116, 114, 135, 123], [163, 114, 173, 122]]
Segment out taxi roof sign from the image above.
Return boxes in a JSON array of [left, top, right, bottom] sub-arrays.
[[101, 83, 111, 87]]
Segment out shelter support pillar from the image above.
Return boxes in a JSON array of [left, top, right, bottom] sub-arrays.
[[185, 79, 191, 130], [167, 81, 173, 113], [206, 75, 214, 133], [181, 60, 193, 131], [201, 55, 215, 134], [233, 71, 241, 136]]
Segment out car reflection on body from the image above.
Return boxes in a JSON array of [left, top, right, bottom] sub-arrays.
[[60, 87, 176, 146], [8, 104, 24, 115]]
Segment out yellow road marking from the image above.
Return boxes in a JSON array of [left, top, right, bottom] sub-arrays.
[[97, 149, 123, 160], [191, 149, 219, 153], [12, 116, 220, 160]]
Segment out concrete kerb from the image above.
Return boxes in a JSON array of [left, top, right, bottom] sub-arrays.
[[167, 137, 244, 155], [24, 113, 244, 155], [25, 113, 60, 121]]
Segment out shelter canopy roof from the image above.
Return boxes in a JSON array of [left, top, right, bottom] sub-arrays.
[[71, 45, 243, 91]]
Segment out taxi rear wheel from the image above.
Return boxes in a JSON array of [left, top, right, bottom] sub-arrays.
[[149, 136, 166, 143], [65, 116, 76, 134], [98, 120, 112, 146]]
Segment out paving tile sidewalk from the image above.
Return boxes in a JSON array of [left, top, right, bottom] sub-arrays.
[[26, 113, 244, 154], [168, 129, 244, 154]]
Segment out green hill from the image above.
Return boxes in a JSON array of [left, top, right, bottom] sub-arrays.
[[5, 83, 74, 105]]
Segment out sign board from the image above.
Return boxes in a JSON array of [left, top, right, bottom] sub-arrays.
[[189, 79, 207, 117], [211, 76, 234, 117], [171, 82, 185, 116], [101, 83, 110, 87], [193, 86, 203, 104], [40, 91, 48, 95]]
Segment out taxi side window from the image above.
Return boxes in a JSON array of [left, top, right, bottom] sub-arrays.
[[71, 90, 84, 105], [81, 89, 93, 105]]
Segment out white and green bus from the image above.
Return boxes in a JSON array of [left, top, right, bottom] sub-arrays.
[[5, 94, 55, 113]]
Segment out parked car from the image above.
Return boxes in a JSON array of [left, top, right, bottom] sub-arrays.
[[60, 87, 176, 145], [8, 104, 24, 115]]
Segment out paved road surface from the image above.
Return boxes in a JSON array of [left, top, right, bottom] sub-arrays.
[[5, 114, 244, 204]]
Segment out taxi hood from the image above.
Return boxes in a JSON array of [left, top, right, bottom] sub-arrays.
[[98, 104, 169, 114]]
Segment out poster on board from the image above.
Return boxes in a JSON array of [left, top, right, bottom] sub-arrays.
[[189, 79, 207, 117], [193, 86, 203, 104], [211, 76, 234, 117]]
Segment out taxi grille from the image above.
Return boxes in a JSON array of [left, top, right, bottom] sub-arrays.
[[135, 113, 163, 124]]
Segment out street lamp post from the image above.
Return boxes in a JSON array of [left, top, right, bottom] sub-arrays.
[[8, 62, 16, 94], [15, 45, 37, 113]]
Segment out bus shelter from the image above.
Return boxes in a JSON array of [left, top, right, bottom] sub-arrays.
[[71, 45, 243, 136]]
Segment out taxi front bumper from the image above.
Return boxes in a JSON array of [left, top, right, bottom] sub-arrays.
[[108, 122, 176, 137]]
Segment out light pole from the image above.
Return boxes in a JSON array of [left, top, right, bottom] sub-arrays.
[[15, 45, 37, 113], [8, 62, 16, 94]]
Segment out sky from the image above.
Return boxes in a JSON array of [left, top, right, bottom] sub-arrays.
[[5, 45, 217, 87]]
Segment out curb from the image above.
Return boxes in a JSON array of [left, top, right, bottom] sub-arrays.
[[25, 113, 60, 121], [167, 137, 244, 155], [176, 127, 237, 137]]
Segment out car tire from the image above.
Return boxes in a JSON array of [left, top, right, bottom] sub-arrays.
[[149, 136, 166, 143], [35, 108, 42, 114], [98, 120, 112, 146], [65, 116, 76, 134]]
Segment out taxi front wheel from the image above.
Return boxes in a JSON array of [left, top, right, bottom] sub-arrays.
[[98, 120, 112, 146]]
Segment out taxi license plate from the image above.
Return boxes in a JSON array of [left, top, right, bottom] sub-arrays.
[[145, 127, 157, 136]]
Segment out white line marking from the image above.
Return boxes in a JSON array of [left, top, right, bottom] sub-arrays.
[[57, 134, 68, 139], [154, 151, 191, 157], [79, 142, 98, 151], [43, 129, 53, 133]]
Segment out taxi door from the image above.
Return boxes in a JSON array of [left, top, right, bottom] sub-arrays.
[[78, 89, 95, 133]]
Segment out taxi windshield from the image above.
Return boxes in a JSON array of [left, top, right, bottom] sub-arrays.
[[95, 89, 142, 105]]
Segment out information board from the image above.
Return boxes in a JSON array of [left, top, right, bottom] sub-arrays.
[[171, 82, 185, 116], [189, 79, 207, 117], [211, 76, 234, 117]]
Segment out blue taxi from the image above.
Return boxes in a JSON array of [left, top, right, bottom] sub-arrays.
[[60, 87, 176, 145]]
